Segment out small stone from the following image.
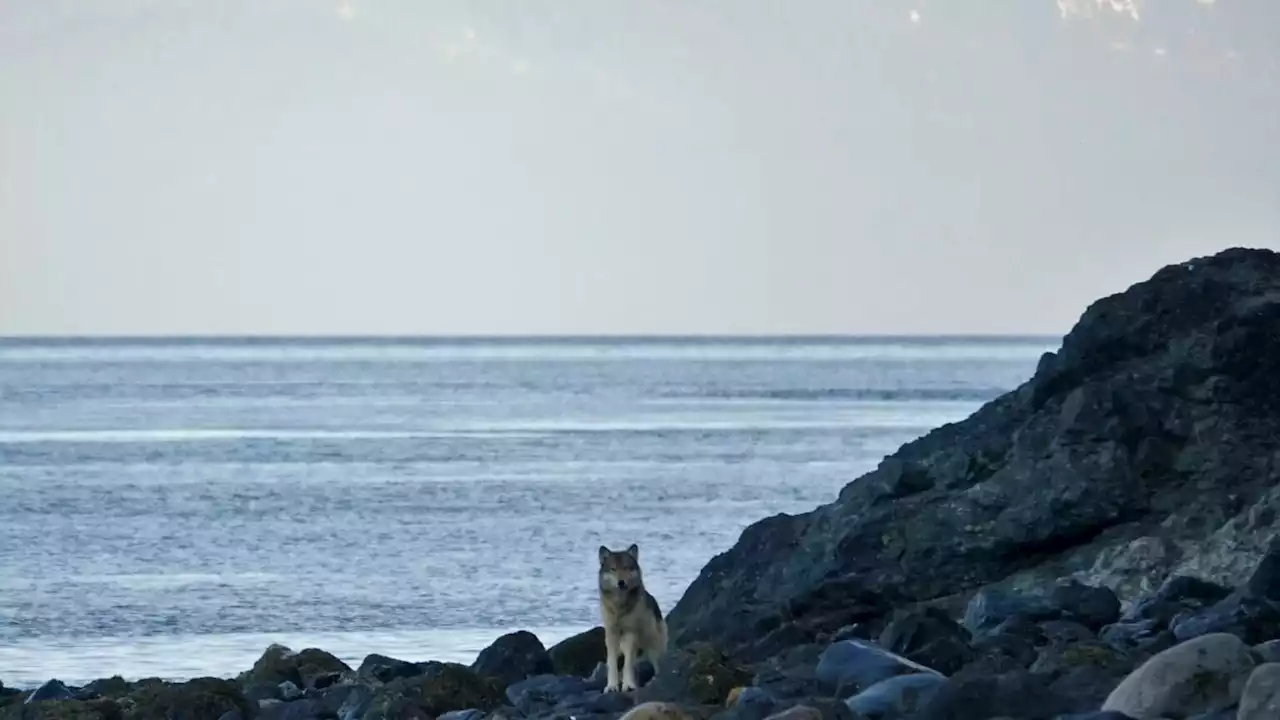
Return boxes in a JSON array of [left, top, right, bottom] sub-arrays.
[[845, 672, 947, 718], [815, 639, 942, 697], [619, 701, 695, 720], [1101, 632, 1256, 718], [1238, 662, 1280, 719]]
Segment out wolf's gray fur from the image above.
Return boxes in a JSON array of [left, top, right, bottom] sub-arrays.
[[598, 543, 668, 692]]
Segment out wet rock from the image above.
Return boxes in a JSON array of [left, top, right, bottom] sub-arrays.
[[845, 673, 947, 718], [716, 687, 778, 720], [547, 627, 607, 678], [1101, 632, 1256, 718], [471, 630, 554, 688], [814, 639, 942, 697], [1238, 662, 1280, 719], [8, 698, 123, 720], [364, 663, 502, 720], [760, 707, 824, 720], [356, 655, 425, 684], [751, 645, 826, 700], [293, 650, 352, 691], [1169, 591, 1280, 645], [245, 646, 352, 692], [637, 643, 751, 706], [125, 677, 252, 720], [78, 678, 134, 701], [1029, 641, 1134, 678], [877, 607, 974, 676], [502, 674, 592, 716], [1245, 536, 1280, 601], [243, 682, 283, 706], [320, 684, 374, 720], [26, 681, 76, 705], [1029, 640, 1137, 711], [963, 581, 1120, 638], [915, 670, 1071, 720], [437, 711, 486, 720], [1253, 639, 1280, 663], [620, 701, 695, 720], [1049, 707, 1141, 712], [257, 697, 327, 720]]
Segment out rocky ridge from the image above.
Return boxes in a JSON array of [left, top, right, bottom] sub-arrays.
[[5, 247, 1280, 720]]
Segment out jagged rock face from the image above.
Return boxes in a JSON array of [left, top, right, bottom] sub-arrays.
[[667, 247, 1280, 652]]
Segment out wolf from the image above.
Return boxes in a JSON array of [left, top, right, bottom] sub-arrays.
[[598, 543, 668, 692]]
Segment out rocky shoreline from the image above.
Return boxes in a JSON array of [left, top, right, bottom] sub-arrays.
[[6, 247, 1280, 720]]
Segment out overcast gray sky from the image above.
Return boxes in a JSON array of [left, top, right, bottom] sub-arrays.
[[2, 0, 1276, 336]]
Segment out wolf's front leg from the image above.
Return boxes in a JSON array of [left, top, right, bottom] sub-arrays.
[[604, 628, 621, 692], [620, 634, 639, 692]]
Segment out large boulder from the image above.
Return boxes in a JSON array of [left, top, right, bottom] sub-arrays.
[[1101, 632, 1256, 718], [470, 630, 554, 688], [547, 627, 607, 678], [667, 248, 1280, 654]]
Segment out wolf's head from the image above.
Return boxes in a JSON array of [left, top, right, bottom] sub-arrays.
[[598, 543, 644, 593]]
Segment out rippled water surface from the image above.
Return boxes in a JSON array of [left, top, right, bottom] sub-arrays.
[[0, 337, 1053, 687]]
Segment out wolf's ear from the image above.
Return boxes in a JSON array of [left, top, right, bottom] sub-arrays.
[[626, 543, 639, 559], [598, 545, 611, 563]]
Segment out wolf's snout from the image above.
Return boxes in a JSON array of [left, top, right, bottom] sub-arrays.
[[617, 579, 627, 590]]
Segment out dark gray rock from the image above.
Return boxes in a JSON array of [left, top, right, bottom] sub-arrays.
[[963, 581, 1119, 637], [78, 676, 133, 700], [877, 607, 974, 676], [814, 639, 942, 697], [916, 670, 1073, 720], [666, 248, 1280, 653], [1246, 537, 1280, 601], [1039, 620, 1098, 646], [1255, 639, 1280, 663], [547, 627, 606, 678], [356, 654, 426, 684], [716, 687, 780, 720], [362, 662, 503, 720], [752, 644, 826, 700], [320, 684, 374, 720], [845, 673, 947, 718], [635, 643, 752, 706], [1170, 591, 1280, 644], [25, 680, 74, 705], [504, 674, 592, 716], [1054, 713, 1137, 720], [471, 630, 554, 688], [437, 711, 486, 720], [257, 697, 327, 720]]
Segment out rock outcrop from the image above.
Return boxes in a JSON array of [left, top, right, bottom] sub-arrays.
[[668, 247, 1280, 655]]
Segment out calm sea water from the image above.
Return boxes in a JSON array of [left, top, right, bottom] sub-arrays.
[[0, 337, 1054, 688]]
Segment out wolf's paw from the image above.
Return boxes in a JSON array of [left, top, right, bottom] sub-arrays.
[[621, 681, 637, 692], [604, 682, 622, 693]]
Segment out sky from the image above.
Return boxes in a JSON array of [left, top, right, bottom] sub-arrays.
[[1, 0, 1277, 336]]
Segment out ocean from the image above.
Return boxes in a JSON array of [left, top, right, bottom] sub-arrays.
[[0, 336, 1055, 688]]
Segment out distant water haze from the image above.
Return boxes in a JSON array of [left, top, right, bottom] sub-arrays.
[[2, 0, 1276, 336]]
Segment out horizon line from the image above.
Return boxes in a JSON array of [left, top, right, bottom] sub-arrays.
[[0, 332, 1064, 343]]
